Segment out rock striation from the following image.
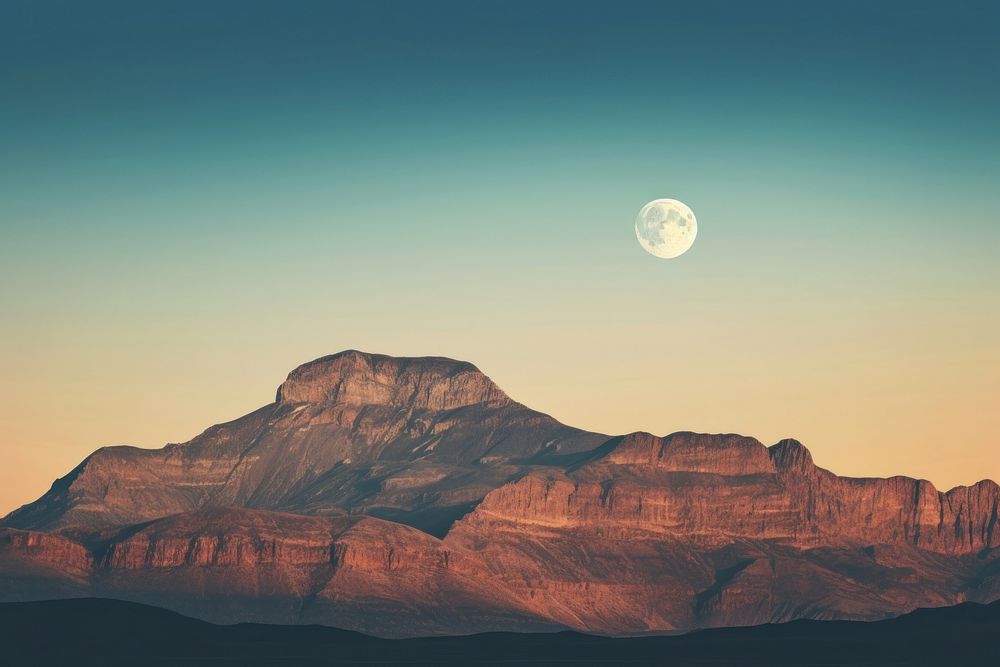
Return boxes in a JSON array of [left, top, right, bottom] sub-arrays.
[[462, 432, 1000, 554], [275, 350, 508, 409], [1, 350, 998, 637], [4, 351, 604, 543]]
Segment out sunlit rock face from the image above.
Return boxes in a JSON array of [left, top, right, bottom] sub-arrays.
[[1, 351, 998, 637], [275, 350, 508, 410]]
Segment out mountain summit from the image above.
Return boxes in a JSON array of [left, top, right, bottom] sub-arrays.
[[1, 351, 998, 637], [274, 350, 509, 409]]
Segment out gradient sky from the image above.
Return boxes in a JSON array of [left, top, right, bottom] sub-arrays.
[[2, 1, 998, 514]]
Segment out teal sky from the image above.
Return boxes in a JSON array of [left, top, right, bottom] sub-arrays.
[[1, 1, 998, 512]]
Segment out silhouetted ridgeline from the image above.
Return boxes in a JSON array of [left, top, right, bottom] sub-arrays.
[[1, 597, 998, 666]]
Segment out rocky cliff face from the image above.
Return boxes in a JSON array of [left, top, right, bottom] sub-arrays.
[[1, 350, 998, 637], [274, 351, 507, 409], [460, 432, 1000, 554], [1, 529, 92, 574]]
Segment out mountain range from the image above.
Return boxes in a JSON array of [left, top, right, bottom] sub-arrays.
[[2, 350, 998, 637]]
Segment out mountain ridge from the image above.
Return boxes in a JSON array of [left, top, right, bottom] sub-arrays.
[[1, 350, 998, 637]]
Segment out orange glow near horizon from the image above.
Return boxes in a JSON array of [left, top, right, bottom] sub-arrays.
[[2, 297, 997, 516]]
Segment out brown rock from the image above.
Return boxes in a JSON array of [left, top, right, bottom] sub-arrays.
[[1, 350, 997, 637]]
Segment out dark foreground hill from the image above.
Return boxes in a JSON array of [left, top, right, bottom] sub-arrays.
[[1, 597, 998, 666]]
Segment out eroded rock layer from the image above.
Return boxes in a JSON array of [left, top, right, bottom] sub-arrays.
[[1, 350, 997, 637]]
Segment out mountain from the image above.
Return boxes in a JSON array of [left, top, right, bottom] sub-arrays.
[[4, 352, 605, 543], [3, 597, 999, 666], [2, 350, 999, 637]]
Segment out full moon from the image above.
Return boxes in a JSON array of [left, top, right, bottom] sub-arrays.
[[635, 198, 697, 259]]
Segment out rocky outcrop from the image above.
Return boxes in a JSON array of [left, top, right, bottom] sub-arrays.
[[767, 439, 1000, 554], [458, 433, 1000, 554], [275, 350, 508, 409], [606, 431, 777, 474], [0, 529, 92, 575], [0, 350, 998, 637]]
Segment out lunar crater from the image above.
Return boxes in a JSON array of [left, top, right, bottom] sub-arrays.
[[635, 198, 697, 259]]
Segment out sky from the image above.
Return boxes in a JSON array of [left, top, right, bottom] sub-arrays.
[[1, 1, 998, 514]]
